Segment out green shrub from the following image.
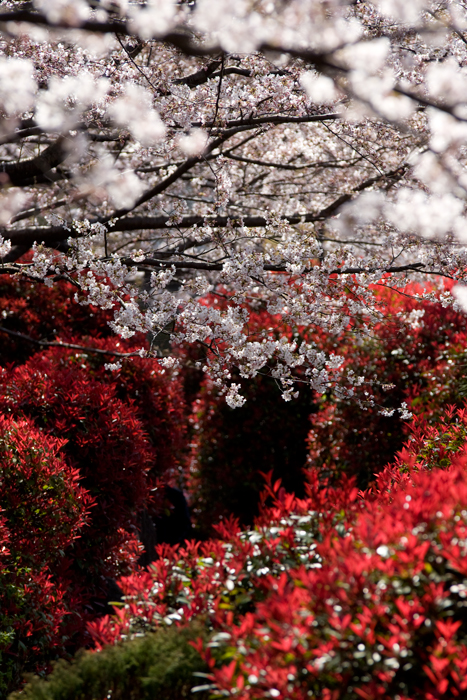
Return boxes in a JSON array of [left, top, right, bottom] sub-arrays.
[[10, 624, 210, 700]]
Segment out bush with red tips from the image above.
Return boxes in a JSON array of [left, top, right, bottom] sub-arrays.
[[0, 275, 189, 692], [0, 413, 90, 696], [86, 406, 467, 700]]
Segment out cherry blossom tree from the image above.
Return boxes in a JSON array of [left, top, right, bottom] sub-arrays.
[[0, 0, 466, 407]]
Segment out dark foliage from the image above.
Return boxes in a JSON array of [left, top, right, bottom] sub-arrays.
[[9, 624, 209, 700]]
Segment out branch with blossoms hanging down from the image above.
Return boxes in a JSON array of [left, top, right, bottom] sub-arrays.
[[2, 1, 467, 406]]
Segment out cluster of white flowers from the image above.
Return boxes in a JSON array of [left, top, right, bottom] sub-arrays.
[[225, 383, 247, 408], [36, 74, 109, 130], [300, 72, 338, 106], [0, 58, 36, 115], [0, 0, 467, 407], [380, 402, 413, 419], [0, 190, 27, 227], [104, 360, 122, 371], [33, 0, 90, 25], [108, 83, 166, 147], [128, 0, 178, 39], [29, 244, 57, 281], [78, 156, 145, 210], [0, 235, 11, 259], [177, 129, 208, 157]]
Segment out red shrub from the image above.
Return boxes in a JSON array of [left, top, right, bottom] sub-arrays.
[[203, 460, 467, 700], [0, 350, 154, 574], [0, 413, 90, 563], [0, 274, 115, 365], [102, 354, 187, 495], [91, 406, 467, 699], [0, 414, 89, 695], [88, 470, 360, 650], [0, 276, 188, 686]]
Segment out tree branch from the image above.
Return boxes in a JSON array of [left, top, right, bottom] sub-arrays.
[[102, 113, 340, 220], [0, 126, 44, 146], [119, 258, 427, 275], [2, 164, 408, 248], [173, 59, 222, 87], [196, 113, 340, 130], [1, 136, 71, 186], [0, 325, 140, 358], [225, 154, 355, 170]]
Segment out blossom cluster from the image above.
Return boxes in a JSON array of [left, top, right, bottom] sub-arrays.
[[0, 1, 467, 400]]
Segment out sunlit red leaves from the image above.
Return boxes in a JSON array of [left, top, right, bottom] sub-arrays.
[[202, 457, 467, 699], [0, 414, 91, 562], [90, 413, 467, 699], [0, 414, 89, 692]]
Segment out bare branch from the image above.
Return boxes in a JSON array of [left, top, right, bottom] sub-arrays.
[[120, 258, 427, 275], [1, 136, 71, 187], [0, 325, 140, 358], [173, 59, 222, 87]]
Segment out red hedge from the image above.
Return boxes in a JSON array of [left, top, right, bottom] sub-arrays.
[[0, 276, 189, 691], [0, 414, 89, 695], [90, 406, 467, 699]]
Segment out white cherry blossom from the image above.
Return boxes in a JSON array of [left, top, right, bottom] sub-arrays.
[[0, 0, 466, 408]]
